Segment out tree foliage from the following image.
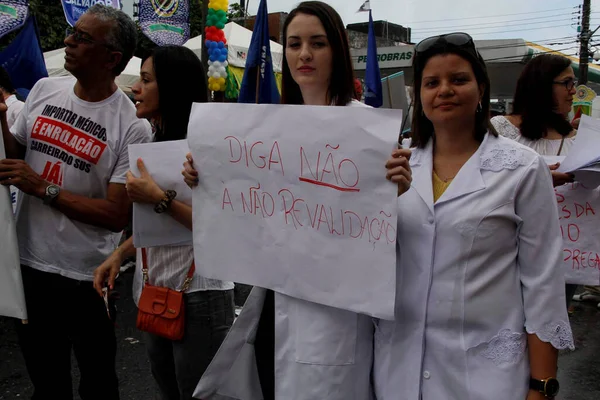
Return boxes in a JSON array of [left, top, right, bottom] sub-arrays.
[[227, 3, 247, 20]]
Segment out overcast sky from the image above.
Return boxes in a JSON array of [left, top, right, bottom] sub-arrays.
[[122, 0, 600, 54], [237, 0, 600, 55]]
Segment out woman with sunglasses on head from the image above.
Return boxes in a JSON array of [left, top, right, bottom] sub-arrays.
[[183, 2, 411, 399], [93, 46, 235, 400], [380, 33, 573, 400]]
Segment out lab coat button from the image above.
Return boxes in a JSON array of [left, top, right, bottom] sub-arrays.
[[427, 216, 434, 224], [423, 371, 431, 379]]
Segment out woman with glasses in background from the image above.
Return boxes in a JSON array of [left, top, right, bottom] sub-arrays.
[[491, 54, 587, 309], [379, 34, 574, 400], [491, 54, 577, 186]]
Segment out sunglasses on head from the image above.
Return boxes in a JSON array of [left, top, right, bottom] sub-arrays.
[[415, 32, 477, 56]]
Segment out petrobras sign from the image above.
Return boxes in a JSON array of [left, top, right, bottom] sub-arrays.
[[0, 0, 29, 39], [61, 0, 121, 27], [352, 46, 414, 70]]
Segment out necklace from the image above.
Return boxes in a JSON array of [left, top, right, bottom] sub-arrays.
[[433, 168, 455, 183]]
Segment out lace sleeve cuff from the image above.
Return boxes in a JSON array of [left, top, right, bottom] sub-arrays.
[[526, 320, 575, 350]]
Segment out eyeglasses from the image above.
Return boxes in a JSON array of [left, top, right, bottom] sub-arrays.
[[553, 78, 577, 91], [415, 33, 475, 53], [65, 27, 114, 49]]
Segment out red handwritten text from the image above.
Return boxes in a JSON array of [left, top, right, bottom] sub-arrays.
[[225, 136, 285, 176], [300, 144, 360, 192]]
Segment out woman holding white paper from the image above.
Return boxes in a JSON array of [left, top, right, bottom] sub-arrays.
[[491, 54, 576, 187], [93, 46, 234, 400], [490, 54, 586, 308], [380, 34, 574, 399], [184, 2, 411, 399]]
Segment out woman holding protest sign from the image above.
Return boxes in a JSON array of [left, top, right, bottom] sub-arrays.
[[379, 34, 574, 400], [183, 2, 411, 399], [93, 46, 234, 400], [490, 54, 596, 309]]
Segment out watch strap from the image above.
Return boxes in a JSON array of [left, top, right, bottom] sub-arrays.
[[529, 378, 545, 392]]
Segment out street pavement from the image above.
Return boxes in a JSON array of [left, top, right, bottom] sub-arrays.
[[1, 270, 600, 399]]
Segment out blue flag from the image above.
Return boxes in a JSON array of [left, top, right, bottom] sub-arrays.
[[238, 0, 280, 104], [139, 0, 190, 46], [0, 16, 48, 92], [61, 0, 121, 27], [364, 10, 382, 108], [0, 0, 29, 39]]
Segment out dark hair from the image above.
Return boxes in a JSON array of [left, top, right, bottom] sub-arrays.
[[87, 4, 137, 75], [512, 54, 573, 139], [147, 46, 208, 142], [281, 1, 355, 106], [411, 42, 496, 148], [0, 67, 16, 94]]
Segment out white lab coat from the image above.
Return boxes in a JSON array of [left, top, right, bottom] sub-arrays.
[[373, 133, 574, 400], [274, 293, 375, 400], [193, 291, 375, 400]]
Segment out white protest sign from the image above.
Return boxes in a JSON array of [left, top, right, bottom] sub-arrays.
[[544, 156, 600, 284], [128, 140, 193, 248], [0, 132, 27, 319], [555, 182, 600, 285], [188, 103, 401, 319]]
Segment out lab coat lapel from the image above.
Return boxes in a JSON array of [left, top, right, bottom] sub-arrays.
[[409, 140, 435, 215], [435, 134, 488, 205]]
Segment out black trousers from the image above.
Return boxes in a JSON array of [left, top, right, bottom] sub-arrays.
[[15, 265, 119, 400]]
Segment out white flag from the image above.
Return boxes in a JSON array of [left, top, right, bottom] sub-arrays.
[[357, 0, 370, 12]]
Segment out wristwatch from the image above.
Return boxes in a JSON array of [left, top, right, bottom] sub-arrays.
[[43, 184, 61, 205], [530, 377, 560, 398]]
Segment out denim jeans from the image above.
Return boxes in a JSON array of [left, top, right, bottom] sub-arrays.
[[144, 289, 235, 400]]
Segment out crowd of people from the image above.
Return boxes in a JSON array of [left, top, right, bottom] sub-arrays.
[[0, 1, 587, 400]]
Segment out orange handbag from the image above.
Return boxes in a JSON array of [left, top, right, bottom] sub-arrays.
[[136, 248, 195, 341]]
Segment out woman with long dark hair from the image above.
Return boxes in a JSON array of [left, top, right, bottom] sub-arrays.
[[184, 2, 411, 399], [94, 46, 235, 400], [379, 34, 574, 400], [491, 54, 589, 307], [491, 54, 576, 186]]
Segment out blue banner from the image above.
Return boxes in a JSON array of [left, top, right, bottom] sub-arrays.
[[238, 0, 280, 104], [364, 10, 382, 108], [139, 0, 190, 46], [0, 16, 48, 92], [61, 0, 121, 27], [0, 0, 29, 39]]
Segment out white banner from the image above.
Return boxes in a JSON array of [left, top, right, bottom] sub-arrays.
[[188, 103, 401, 319], [555, 181, 600, 285], [0, 132, 27, 319], [128, 140, 193, 248]]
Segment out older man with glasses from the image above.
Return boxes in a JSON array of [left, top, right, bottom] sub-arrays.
[[0, 5, 151, 400]]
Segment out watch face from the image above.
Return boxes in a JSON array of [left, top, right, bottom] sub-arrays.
[[545, 379, 560, 396], [48, 186, 60, 196]]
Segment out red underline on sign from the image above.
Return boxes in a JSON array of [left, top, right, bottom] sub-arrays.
[[298, 177, 361, 192]]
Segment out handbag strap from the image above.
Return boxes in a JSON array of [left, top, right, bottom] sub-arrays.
[[557, 136, 565, 156], [141, 248, 196, 292]]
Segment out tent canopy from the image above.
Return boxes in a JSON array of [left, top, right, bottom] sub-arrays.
[[184, 22, 284, 73], [43, 48, 142, 90]]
